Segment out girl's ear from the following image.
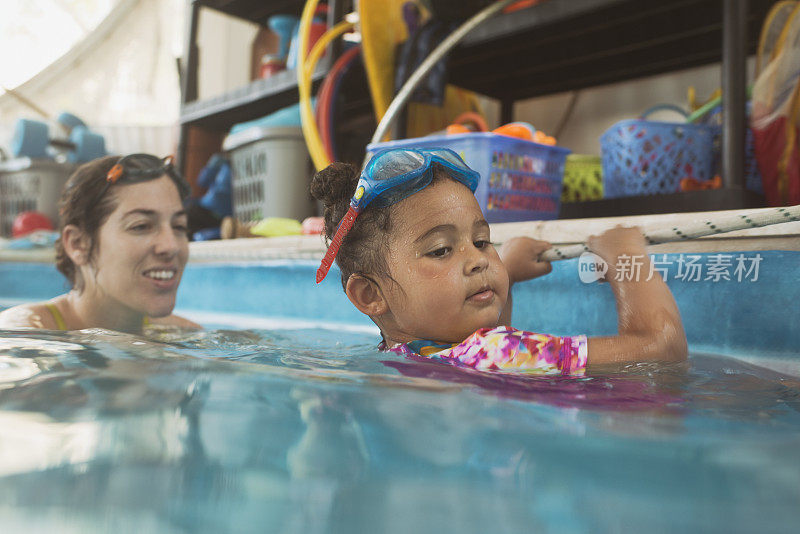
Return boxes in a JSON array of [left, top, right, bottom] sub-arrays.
[[62, 224, 92, 266], [345, 274, 389, 317]]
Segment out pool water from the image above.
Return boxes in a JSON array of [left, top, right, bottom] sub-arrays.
[[0, 326, 798, 533]]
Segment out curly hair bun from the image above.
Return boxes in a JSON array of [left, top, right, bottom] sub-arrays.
[[309, 161, 358, 204]]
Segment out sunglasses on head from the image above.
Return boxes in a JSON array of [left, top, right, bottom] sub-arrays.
[[100, 153, 191, 201], [316, 147, 480, 283]]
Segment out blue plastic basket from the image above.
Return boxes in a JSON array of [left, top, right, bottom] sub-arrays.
[[367, 133, 571, 222], [600, 106, 717, 198]]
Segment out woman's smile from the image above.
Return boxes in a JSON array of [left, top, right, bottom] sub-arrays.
[[142, 266, 181, 290]]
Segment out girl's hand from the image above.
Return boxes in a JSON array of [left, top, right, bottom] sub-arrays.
[[586, 225, 648, 264], [499, 237, 552, 284]]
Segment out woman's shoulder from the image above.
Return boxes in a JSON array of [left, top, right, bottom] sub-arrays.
[[0, 300, 61, 329]]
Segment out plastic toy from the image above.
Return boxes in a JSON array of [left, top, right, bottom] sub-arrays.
[[197, 154, 232, 218], [260, 54, 285, 78], [220, 216, 303, 239], [286, 4, 327, 70], [55, 112, 87, 132], [301, 216, 324, 235], [192, 227, 222, 241], [12, 211, 54, 238], [680, 175, 722, 191], [11, 118, 106, 163], [267, 15, 299, 62], [492, 122, 556, 145], [445, 111, 489, 135], [251, 217, 303, 237]]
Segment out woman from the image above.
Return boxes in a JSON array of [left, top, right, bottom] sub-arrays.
[[0, 154, 200, 333]]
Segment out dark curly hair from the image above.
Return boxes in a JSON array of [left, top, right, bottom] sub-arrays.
[[310, 160, 453, 290], [309, 161, 393, 288]]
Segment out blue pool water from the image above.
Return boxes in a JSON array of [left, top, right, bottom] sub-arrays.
[[0, 252, 799, 532]]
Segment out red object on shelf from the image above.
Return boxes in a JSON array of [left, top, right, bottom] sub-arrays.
[[752, 116, 800, 205], [12, 211, 54, 238], [305, 4, 329, 60], [302, 216, 324, 235], [259, 55, 285, 78]]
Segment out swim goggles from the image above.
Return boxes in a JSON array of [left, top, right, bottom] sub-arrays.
[[102, 153, 191, 201], [316, 147, 480, 283]]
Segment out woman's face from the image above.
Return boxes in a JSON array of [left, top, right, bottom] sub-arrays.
[[377, 178, 509, 344], [89, 175, 189, 318]]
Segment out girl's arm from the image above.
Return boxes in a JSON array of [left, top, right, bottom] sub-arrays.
[[586, 226, 687, 367], [498, 237, 552, 326]]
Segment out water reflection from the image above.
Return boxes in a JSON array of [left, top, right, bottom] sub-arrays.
[[0, 327, 797, 532]]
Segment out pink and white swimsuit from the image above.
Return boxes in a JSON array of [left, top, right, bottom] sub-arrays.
[[385, 326, 588, 376]]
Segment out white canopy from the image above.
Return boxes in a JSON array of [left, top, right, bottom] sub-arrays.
[[0, 0, 183, 156]]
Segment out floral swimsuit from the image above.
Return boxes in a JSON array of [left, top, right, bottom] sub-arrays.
[[384, 326, 588, 376]]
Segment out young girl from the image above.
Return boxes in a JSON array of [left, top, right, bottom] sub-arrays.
[[0, 154, 200, 333], [310, 148, 687, 375]]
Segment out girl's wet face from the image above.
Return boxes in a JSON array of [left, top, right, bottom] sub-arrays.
[[380, 178, 509, 344], [89, 175, 189, 318]]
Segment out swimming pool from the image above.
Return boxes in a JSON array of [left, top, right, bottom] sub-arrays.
[[1, 252, 799, 532]]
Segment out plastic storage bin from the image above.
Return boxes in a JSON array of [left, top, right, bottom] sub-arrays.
[[561, 154, 603, 202], [223, 125, 314, 223], [600, 108, 716, 198], [368, 133, 571, 222], [0, 158, 74, 237]]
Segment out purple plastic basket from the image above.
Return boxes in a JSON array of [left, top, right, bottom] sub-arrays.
[[600, 106, 717, 198], [368, 133, 571, 222]]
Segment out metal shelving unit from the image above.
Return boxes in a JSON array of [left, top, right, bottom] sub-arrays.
[[179, 61, 331, 130], [176, 0, 346, 175], [177, 0, 773, 217], [451, 0, 769, 101], [445, 0, 773, 217]]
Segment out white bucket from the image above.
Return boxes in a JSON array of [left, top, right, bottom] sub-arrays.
[[223, 126, 314, 222]]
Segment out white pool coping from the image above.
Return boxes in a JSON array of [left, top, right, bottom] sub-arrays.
[[2, 207, 799, 264], [188, 208, 800, 262]]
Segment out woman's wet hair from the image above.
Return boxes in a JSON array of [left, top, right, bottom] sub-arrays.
[[310, 161, 393, 288], [55, 155, 122, 290]]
